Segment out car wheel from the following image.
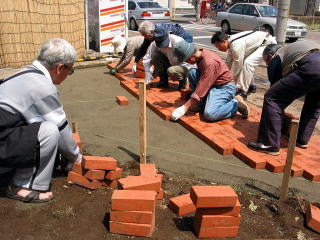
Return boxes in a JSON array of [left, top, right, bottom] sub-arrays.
[[261, 25, 274, 36], [221, 21, 230, 34], [129, 18, 137, 31], [287, 37, 298, 43]]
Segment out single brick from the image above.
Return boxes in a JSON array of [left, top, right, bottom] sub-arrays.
[[194, 212, 241, 227], [306, 204, 320, 233], [116, 96, 129, 106], [82, 155, 117, 170], [110, 210, 154, 224], [72, 132, 83, 153], [109, 215, 155, 237], [83, 169, 105, 180], [190, 186, 238, 208], [111, 190, 156, 211], [134, 69, 145, 78], [194, 224, 239, 238], [118, 176, 161, 192], [103, 179, 118, 188], [195, 199, 241, 217], [157, 188, 164, 200], [72, 162, 84, 175], [105, 167, 122, 180], [67, 171, 102, 190], [168, 193, 196, 216], [139, 164, 157, 176]]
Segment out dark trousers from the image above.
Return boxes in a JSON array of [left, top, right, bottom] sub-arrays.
[[151, 50, 171, 83], [257, 51, 320, 147]]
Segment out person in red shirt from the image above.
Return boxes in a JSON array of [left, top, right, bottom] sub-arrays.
[[170, 40, 250, 121]]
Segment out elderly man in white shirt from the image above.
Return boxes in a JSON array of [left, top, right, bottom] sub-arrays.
[[143, 28, 190, 90], [211, 31, 277, 99]]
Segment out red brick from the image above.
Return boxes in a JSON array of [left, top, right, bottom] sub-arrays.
[[109, 215, 155, 237], [82, 155, 117, 170], [105, 167, 122, 180], [265, 159, 285, 173], [134, 69, 145, 78], [302, 167, 320, 182], [118, 176, 161, 192], [111, 190, 156, 211], [168, 194, 196, 216], [195, 199, 241, 217], [194, 224, 239, 238], [306, 204, 320, 233], [67, 171, 102, 190], [157, 188, 164, 200], [190, 186, 238, 208], [72, 162, 84, 175], [83, 169, 105, 180], [139, 164, 157, 176], [103, 179, 117, 188], [116, 96, 129, 106], [195, 212, 241, 227], [72, 132, 83, 153], [233, 145, 266, 169], [110, 210, 154, 224]]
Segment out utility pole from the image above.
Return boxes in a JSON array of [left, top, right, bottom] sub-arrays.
[[275, 0, 291, 45], [196, 0, 201, 22]]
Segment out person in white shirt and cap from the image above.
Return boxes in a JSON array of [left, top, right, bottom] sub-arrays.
[[211, 31, 277, 99], [143, 28, 190, 90]]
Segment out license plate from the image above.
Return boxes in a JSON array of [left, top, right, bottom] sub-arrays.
[[295, 31, 301, 37], [152, 12, 164, 15]]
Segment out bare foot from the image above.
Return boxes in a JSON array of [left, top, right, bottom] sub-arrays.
[[16, 189, 54, 200]]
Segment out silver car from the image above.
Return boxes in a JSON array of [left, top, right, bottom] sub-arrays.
[[128, 0, 171, 30], [216, 3, 308, 42]]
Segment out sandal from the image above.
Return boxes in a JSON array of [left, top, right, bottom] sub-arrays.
[[6, 185, 54, 203]]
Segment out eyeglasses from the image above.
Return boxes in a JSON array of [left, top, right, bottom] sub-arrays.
[[63, 64, 74, 75]]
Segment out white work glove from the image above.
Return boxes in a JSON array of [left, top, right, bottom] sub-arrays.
[[170, 105, 187, 121], [150, 65, 154, 74], [145, 71, 153, 84], [132, 62, 137, 74]]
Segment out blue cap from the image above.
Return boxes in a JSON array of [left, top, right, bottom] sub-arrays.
[[153, 28, 170, 48]]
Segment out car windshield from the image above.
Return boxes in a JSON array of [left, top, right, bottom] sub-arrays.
[[256, 5, 278, 17], [138, 2, 161, 8]]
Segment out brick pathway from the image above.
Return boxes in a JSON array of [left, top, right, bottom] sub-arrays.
[[109, 63, 320, 182]]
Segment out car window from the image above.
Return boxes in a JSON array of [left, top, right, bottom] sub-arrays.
[[256, 5, 278, 17], [128, 1, 136, 10], [229, 4, 244, 14], [243, 5, 259, 16], [137, 2, 161, 8]]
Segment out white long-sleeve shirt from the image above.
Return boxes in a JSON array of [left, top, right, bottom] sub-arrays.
[[143, 34, 184, 72], [226, 31, 276, 81]]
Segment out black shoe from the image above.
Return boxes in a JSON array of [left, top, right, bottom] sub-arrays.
[[248, 84, 257, 93], [296, 141, 308, 149], [178, 79, 187, 90], [247, 142, 280, 155], [150, 81, 169, 88], [239, 91, 249, 100]]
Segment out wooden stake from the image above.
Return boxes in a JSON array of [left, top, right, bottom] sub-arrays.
[[280, 119, 299, 201], [138, 81, 147, 164], [71, 121, 78, 133]]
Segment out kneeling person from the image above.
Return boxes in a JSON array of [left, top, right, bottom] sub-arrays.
[[170, 40, 250, 121]]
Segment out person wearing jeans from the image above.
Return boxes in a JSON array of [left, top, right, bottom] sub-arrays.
[[170, 40, 250, 122]]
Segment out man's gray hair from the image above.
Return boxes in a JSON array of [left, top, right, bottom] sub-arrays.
[[263, 44, 282, 57], [37, 38, 77, 69], [138, 21, 155, 35]]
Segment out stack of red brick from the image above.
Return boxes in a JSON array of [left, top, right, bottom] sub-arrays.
[[68, 156, 122, 190], [109, 190, 156, 237], [169, 186, 241, 238], [134, 61, 145, 78], [109, 163, 163, 237]]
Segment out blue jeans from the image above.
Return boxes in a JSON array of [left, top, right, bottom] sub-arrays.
[[183, 31, 193, 43], [188, 68, 237, 121]]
